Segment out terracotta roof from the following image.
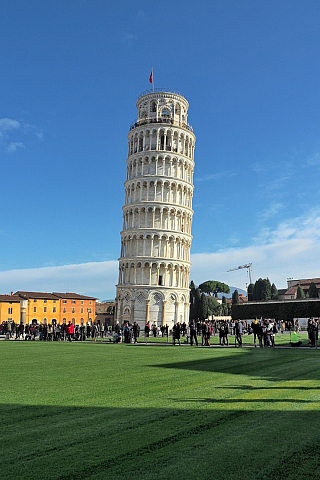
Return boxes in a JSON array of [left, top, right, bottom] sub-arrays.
[[285, 286, 298, 295], [291, 278, 320, 286], [15, 291, 60, 300], [52, 292, 97, 300], [0, 294, 21, 303]]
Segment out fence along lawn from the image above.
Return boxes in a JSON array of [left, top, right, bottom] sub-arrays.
[[1, 341, 320, 480]]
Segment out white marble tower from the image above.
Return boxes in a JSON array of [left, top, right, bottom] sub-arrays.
[[115, 88, 195, 329]]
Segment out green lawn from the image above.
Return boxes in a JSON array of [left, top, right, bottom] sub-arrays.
[[135, 331, 310, 346], [1, 341, 320, 479]]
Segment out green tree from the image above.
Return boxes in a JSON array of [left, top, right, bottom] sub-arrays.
[[308, 282, 318, 298], [199, 293, 208, 320], [189, 281, 196, 320], [232, 289, 239, 305], [296, 284, 305, 299], [194, 288, 201, 319], [247, 283, 254, 301], [198, 280, 230, 297], [253, 278, 272, 301], [207, 296, 219, 317], [271, 283, 278, 300]]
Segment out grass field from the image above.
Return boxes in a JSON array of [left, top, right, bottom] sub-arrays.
[[1, 341, 320, 479]]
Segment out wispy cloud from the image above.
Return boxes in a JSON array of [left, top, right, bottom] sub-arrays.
[[0, 118, 20, 132], [190, 209, 320, 290], [259, 202, 284, 221], [1, 211, 320, 298], [7, 142, 25, 153], [122, 32, 137, 46], [307, 153, 320, 166], [0, 117, 43, 153], [195, 170, 236, 182], [0, 261, 118, 300]]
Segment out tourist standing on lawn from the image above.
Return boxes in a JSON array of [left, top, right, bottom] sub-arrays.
[[144, 321, 150, 338], [201, 321, 207, 346], [132, 322, 139, 343], [189, 320, 198, 346], [251, 319, 259, 347], [172, 322, 181, 345], [235, 320, 243, 346]]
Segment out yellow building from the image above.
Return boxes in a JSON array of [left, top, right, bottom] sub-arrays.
[[14, 291, 96, 325], [0, 294, 21, 325], [15, 291, 61, 324]]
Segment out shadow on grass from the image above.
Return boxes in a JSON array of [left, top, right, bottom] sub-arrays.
[[2, 403, 320, 480], [152, 347, 320, 382]]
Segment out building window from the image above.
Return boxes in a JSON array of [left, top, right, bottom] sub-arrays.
[[53, 307, 56, 313], [81, 308, 84, 313], [63, 307, 66, 313], [72, 308, 75, 313], [53, 299, 56, 303], [72, 300, 76, 304], [33, 307, 37, 313], [81, 301, 84, 305], [33, 299, 37, 302], [63, 300, 67, 304], [89, 301, 92, 305], [8, 308, 12, 314], [44, 307, 47, 313], [44, 300, 47, 303]]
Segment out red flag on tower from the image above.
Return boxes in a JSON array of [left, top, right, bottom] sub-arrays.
[[149, 69, 153, 84]]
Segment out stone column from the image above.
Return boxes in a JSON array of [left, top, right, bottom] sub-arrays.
[[175, 301, 180, 324], [20, 299, 27, 325], [162, 300, 167, 326], [146, 300, 150, 324]]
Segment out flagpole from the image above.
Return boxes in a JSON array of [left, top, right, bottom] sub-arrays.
[[149, 68, 154, 92]]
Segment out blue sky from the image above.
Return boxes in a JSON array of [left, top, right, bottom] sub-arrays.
[[1, 0, 320, 300]]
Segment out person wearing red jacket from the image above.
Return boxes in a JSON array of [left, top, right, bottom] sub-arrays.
[[66, 321, 74, 342]]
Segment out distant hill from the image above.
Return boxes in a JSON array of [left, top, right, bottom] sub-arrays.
[[218, 286, 247, 299], [193, 284, 247, 299]]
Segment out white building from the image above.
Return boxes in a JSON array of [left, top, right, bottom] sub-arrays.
[[115, 88, 195, 329]]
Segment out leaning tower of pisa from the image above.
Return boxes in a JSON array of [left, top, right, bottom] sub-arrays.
[[115, 88, 195, 329]]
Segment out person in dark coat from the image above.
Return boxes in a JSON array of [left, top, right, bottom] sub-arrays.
[[173, 322, 181, 345], [189, 321, 198, 346], [235, 320, 243, 346]]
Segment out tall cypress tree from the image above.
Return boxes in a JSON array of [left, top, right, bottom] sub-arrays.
[[271, 283, 278, 300], [199, 293, 208, 320], [247, 283, 255, 301], [232, 289, 240, 305], [308, 282, 318, 298], [296, 284, 305, 299]]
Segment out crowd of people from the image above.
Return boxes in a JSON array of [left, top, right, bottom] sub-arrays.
[[0, 320, 110, 341], [1, 317, 318, 347]]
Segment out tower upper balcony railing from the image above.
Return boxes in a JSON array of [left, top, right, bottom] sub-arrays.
[[130, 117, 194, 133], [137, 88, 187, 100]]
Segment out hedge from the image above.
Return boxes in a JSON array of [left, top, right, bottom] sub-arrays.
[[231, 299, 320, 321]]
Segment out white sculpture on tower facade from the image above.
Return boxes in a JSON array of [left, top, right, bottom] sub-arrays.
[[115, 88, 195, 329]]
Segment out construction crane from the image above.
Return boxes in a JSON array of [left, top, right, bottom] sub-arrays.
[[227, 263, 253, 285]]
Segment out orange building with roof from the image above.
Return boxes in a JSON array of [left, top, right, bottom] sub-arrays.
[[14, 291, 96, 325], [52, 293, 96, 325]]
